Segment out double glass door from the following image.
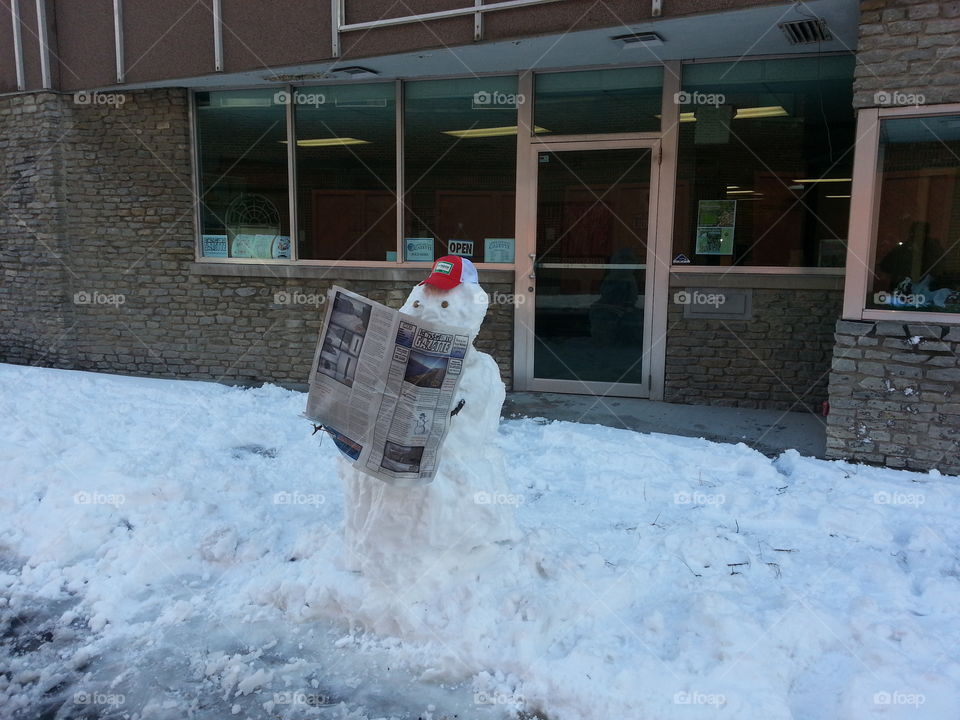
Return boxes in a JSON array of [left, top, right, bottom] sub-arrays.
[[518, 142, 659, 396]]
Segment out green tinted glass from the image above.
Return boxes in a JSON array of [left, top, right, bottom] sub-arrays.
[[534, 66, 664, 135], [195, 89, 290, 259], [672, 56, 855, 268]]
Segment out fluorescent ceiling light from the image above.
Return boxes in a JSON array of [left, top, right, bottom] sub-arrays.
[[826, 194, 851, 198], [792, 177, 852, 183], [280, 138, 371, 147], [654, 112, 696, 122], [726, 185, 740, 189], [726, 190, 760, 195], [444, 125, 549, 138], [734, 106, 788, 119]]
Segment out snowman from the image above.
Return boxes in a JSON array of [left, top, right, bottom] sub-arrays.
[[341, 256, 519, 583]]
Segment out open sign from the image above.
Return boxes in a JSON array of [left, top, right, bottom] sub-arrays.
[[447, 240, 474, 257]]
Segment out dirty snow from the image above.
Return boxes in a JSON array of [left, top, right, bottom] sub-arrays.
[[1, 364, 958, 719]]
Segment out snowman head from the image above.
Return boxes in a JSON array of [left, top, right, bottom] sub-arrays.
[[400, 256, 489, 341]]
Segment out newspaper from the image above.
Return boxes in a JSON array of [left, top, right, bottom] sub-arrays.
[[304, 286, 470, 487]]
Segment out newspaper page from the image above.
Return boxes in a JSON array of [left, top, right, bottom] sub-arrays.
[[304, 286, 470, 487]]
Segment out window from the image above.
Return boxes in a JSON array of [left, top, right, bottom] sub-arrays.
[[294, 83, 397, 262], [403, 77, 519, 263], [195, 89, 290, 259], [866, 114, 960, 313], [534, 66, 663, 135], [671, 56, 855, 268]]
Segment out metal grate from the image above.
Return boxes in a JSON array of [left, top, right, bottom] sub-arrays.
[[779, 18, 831, 45]]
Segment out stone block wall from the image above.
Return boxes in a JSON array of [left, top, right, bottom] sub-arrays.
[[0, 89, 515, 389], [664, 287, 842, 411], [856, 0, 960, 108], [826, 319, 960, 474]]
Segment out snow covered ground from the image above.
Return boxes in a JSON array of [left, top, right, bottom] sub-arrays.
[[1, 363, 958, 719]]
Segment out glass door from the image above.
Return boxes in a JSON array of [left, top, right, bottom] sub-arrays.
[[525, 144, 658, 396]]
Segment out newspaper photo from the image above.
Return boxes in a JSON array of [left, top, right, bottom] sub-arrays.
[[304, 286, 470, 486]]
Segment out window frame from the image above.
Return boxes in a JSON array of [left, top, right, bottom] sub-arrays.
[[842, 102, 960, 324], [191, 75, 524, 269]]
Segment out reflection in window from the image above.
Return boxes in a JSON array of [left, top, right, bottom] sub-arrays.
[[195, 89, 290, 259], [868, 115, 960, 313], [671, 56, 855, 267], [403, 77, 519, 263], [295, 83, 397, 261], [534, 66, 663, 135]]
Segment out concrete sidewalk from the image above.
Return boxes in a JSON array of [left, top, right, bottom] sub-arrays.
[[502, 392, 827, 458]]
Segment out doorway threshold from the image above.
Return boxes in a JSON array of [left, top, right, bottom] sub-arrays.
[[502, 392, 826, 459]]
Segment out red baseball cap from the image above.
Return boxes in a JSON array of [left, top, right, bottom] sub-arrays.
[[419, 255, 479, 290]]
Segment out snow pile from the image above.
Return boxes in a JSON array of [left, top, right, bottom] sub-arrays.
[[1, 364, 959, 719]]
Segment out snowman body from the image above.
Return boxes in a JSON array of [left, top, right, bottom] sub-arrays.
[[341, 281, 519, 582]]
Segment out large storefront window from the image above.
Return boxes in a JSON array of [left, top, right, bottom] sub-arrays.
[[867, 115, 960, 313], [294, 83, 397, 262], [403, 77, 519, 263], [534, 66, 663, 135], [196, 89, 291, 259], [671, 56, 855, 268]]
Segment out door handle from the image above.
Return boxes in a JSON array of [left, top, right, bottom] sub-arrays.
[[528, 252, 537, 279]]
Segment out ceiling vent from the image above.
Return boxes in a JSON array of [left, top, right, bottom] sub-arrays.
[[612, 31, 664, 47], [779, 18, 831, 45]]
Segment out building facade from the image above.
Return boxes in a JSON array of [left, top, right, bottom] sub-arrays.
[[1, 0, 959, 473]]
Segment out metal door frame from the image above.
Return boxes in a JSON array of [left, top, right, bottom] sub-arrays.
[[511, 66, 680, 399]]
